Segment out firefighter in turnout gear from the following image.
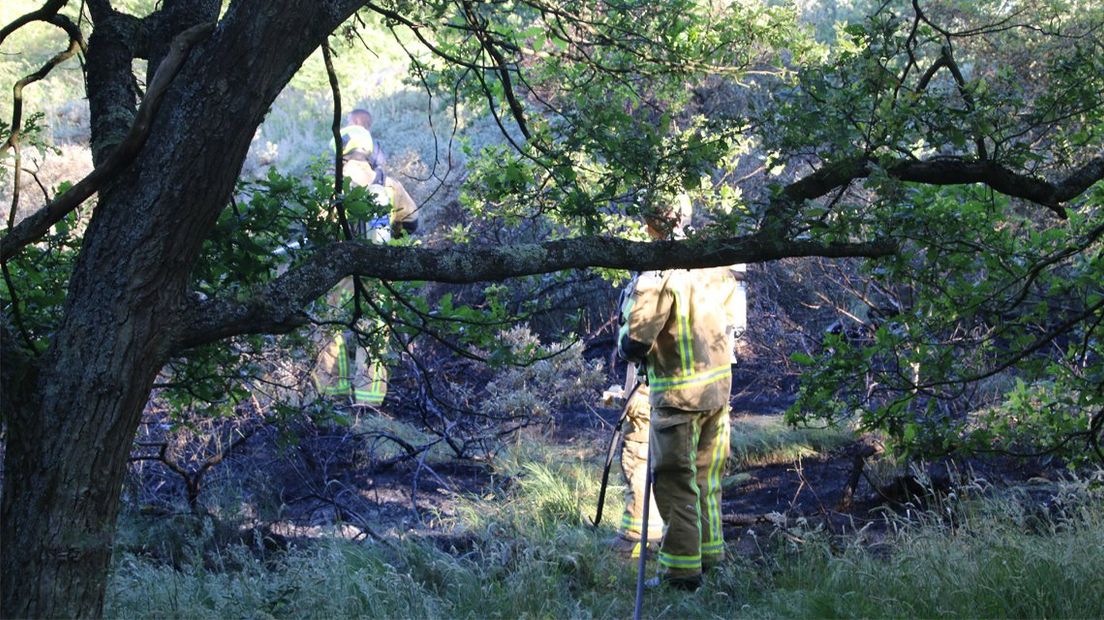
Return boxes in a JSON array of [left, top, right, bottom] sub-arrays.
[[312, 109, 419, 406], [616, 194, 743, 591], [602, 379, 665, 559], [340, 108, 419, 239], [607, 304, 664, 557]]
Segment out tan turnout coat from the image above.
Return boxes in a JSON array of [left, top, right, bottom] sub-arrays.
[[617, 267, 739, 412]]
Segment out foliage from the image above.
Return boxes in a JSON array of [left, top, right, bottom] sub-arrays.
[[166, 168, 562, 430], [4, 1, 1104, 614], [790, 179, 1104, 462], [0, 110, 85, 371], [425, 0, 815, 236], [4, 0, 1095, 465], [777, 3, 1104, 462]]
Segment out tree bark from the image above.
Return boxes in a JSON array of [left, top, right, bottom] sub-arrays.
[[0, 1, 365, 616]]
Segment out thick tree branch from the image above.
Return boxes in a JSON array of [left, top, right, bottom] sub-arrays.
[[1053, 155, 1104, 203], [761, 154, 1103, 235], [84, 8, 143, 164], [174, 233, 895, 350], [0, 22, 213, 262], [140, 0, 220, 82], [0, 0, 69, 46], [178, 147, 1104, 351], [1, 13, 85, 157], [885, 156, 1104, 217]]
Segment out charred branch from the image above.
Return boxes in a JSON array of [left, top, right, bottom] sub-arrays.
[[131, 430, 253, 514]]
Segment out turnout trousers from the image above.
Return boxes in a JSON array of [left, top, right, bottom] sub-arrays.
[[311, 277, 389, 406], [650, 405, 731, 580]]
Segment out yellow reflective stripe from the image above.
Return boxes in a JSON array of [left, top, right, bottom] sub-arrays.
[[354, 391, 384, 405], [672, 290, 693, 376], [704, 415, 727, 547], [649, 364, 731, 393], [335, 333, 349, 382], [701, 540, 724, 553], [621, 514, 663, 532], [658, 552, 702, 569], [691, 421, 702, 504], [355, 361, 387, 404]]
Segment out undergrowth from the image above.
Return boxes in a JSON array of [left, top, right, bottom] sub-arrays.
[[106, 437, 1104, 619]]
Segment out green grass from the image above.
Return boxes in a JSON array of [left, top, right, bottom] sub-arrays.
[[729, 414, 855, 468], [745, 483, 1104, 619], [107, 431, 1104, 619]]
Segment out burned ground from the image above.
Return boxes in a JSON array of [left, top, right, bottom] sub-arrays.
[[117, 347, 1074, 570]]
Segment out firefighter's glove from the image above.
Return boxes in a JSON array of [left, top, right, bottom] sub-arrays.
[[600, 384, 627, 407]]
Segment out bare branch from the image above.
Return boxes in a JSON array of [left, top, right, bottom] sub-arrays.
[[143, 430, 253, 513], [1, 13, 84, 157], [0, 22, 213, 262], [462, 1, 532, 140]]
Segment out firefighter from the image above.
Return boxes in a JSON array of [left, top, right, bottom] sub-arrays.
[[616, 194, 743, 591], [340, 108, 419, 239], [312, 109, 419, 406], [610, 381, 665, 557], [340, 108, 387, 185]]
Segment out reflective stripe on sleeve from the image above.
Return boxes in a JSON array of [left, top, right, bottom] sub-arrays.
[[672, 289, 693, 376]]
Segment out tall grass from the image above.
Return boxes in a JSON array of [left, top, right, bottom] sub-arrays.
[[743, 479, 1104, 619], [729, 414, 854, 468], [107, 435, 1104, 619]]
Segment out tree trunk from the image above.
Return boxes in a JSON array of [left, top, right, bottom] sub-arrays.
[[1, 2, 361, 615], [1, 304, 168, 617], [1, 89, 217, 614]]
